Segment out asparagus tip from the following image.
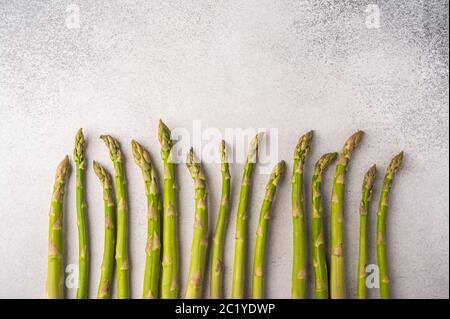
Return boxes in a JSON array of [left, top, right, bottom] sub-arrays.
[[387, 151, 404, 176], [347, 130, 364, 147], [220, 140, 230, 163], [245, 132, 263, 164], [186, 147, 199, 166], [294, 130, 313, 160], [341, 131, 364, 159], [363, 164, 377, 190], [276, 160, 286, 175], [131, 139, 141, 162], [74, 128, 85, 162], [314, 152, 338, 174], [99, 134, 112, 148], [100, 135, 121, 161], [186, 147, 203, 179], [187, 146, 194, 163], [158, 119, 173, 150], [132, 140, 153, 171], [93, 160, 103, 177], [268, 160, 286, 186], [256, 131, 264, 144], [56, 155, 70, 179], [75, 128, 84, 141]]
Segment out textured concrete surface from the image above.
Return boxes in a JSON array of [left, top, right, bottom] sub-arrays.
[[0, 1, 448, 299]]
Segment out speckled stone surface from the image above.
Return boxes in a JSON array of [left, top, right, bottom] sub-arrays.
[[0, 1, 448, 299]]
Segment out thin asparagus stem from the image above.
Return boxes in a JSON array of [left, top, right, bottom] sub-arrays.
[[132, 140, 162, 299], [291, 131, 313, 299], [185, 148, 209, 299], [210, 141, 231, 299], [312, 152, 337, 299], [94, 161, 116, 299], [47, 156, 70, 299], [100, 135, 130, 299], [377, 152, 404, 299], [357, 165, 376, 299], [158, 120, 179, 299], [232, 133, 261, 299], [330, 131, 363, 299], [252, 161, 285, 299], [74, 129, 89, 299]]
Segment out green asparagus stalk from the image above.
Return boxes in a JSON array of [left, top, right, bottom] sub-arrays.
[[252, 161, 285, 299], [131, 140, 162, 299], [312, 152, 337, 299], [74, 129, 89, 299], [210, 141, 231, 299], [357, 165, 376, 299], [185, 148, 209, 299], [291, 131, 313, 299], [47, 156, 70, 299], [158, 120, 179, 299], [93, 161, 116, 299], [232, 133, 261, 299], [330, 131, 363, 299], [377, 152, 404, 299], [100, 135, 130, 299]]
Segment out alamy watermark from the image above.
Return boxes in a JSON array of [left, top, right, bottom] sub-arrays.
[[166, 120, 279, 174], [65, 4, 80, 29], [365, 264, 380, 289], [365, 4, 381, 29], [65, 264, 78, 289]]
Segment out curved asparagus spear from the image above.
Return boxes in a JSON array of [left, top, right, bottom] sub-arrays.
[[210, 141, 231, 299], [47, 156, 70, 299], [100, 135, 130, 299], [312, 152, 337, 299], [330, 131, 363, 299], [158, 120, 179, 299], [377, 152, 403, 299], [291, 131, 313, 299], [185, 148, 209, 299], [252, 161, 285, 299], [74, 129, 89, 299], [131, 140, 162, 299], [94, 161, 116, 299], [357, 165, 376, 299], [232, 133, 261, 299]]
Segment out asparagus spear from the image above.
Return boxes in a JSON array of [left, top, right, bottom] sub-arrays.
[[158, 120, 179, 299], [312, 152, 337, 299], [291, 131, 313, 299], [210, 141, 231, 299], [377, 152, 403, 299], [93, 161, 116, 299], [357, 165, 376, 299], [47, 156, 70, 299], [74, 129, 89, 299], [231, 133, 261, 299], [330, 131, 363, 299], [100, 135, 130, 299], [185, 148, 209, 299], [131, 140, 162, 299], [252, 161, 285, 299]]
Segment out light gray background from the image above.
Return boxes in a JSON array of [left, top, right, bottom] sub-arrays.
[[0, 1, 448, 299]]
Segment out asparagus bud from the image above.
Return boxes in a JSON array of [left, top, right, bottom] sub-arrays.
[[377, 152, 404, 299], [47, 156, 70, 299], [252, 161, 286, 299], [93, 161, 116, 299], [291, 131, 313, 299], [132, 140, 162, 299], [100, 135, 130, 299]]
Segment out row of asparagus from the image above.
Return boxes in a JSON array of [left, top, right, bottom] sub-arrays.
[[47, 121, 403, 299]]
